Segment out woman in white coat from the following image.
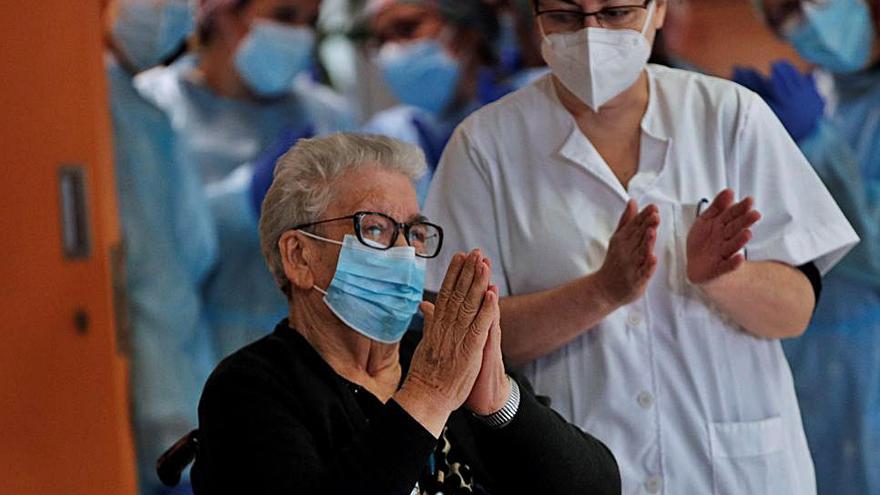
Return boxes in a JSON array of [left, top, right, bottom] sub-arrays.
[[424, 0, 859, 493]]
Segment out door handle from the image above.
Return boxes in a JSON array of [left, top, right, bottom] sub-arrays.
[[58, 165, 92, 260]]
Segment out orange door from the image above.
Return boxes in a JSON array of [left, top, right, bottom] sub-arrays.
[[0, 1, 137, 494]]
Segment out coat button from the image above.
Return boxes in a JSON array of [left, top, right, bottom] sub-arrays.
[[645, 475, 663, 493], [637, 391, 654, 409], [627, 312, 642, 326]]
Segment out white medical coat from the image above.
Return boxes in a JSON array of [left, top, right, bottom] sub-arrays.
[[424, 65, 859, 494]]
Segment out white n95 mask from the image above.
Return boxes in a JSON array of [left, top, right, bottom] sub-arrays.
[[540, 2, 656, 111]]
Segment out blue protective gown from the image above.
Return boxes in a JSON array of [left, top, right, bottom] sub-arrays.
[[363, 106, 460, 205], [107, 55, 217, 495], [782, 66, 880, 495], [362, 100, 482, 206], [362, 66, 525, 206], [135, 55, 356, 359]]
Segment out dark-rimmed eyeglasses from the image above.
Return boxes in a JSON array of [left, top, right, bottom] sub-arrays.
[[535, 0, 653, 33], [290, 211, 444, 258]]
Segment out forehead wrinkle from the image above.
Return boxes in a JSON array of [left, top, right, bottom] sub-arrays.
[[334, 182, 416, 224], [358, 195, 417, 223]]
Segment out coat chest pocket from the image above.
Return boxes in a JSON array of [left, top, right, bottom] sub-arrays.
[[666, 202, 713, 319], [665, 201, 742, 325], [710, 416, 796, 495]]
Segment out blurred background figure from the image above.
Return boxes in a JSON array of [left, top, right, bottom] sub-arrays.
[[360, 0, 503, 204], [135, 0, 356, 360], [648, 0, 700, 70], [103, 1, 216, 494], [737, 1, 880, 493], [494, 0, 549, 89]]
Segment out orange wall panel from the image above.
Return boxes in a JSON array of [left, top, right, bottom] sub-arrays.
[[0, 1, 136, 494]]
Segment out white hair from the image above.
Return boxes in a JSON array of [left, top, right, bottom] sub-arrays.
[[259, 133, 427, 297]]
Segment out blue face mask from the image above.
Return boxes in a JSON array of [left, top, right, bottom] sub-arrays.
[[112, 0, 195, 71], [235, 20, 316, 97], [786, 0, 876, 74], [376, 39, 462, 115], [304, 233, 425, 344]]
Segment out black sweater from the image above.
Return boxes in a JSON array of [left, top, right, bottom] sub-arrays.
[[191, 320, 621, 495]]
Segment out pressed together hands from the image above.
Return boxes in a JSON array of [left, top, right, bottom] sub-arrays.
[[395, 250, 510, 438]]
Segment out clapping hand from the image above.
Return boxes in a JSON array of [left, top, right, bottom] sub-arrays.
[[595, 200, 660, 306], [686, 189, 761, 286]]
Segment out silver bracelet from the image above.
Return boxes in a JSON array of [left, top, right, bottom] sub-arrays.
[[474, 376, 521, 430]]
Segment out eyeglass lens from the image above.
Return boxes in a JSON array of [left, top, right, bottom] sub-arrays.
[[538, 1, 650, 33], [357, 213, 441, 257]]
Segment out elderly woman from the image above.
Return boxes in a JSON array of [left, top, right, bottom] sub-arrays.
[[190, 134, 620, 495]]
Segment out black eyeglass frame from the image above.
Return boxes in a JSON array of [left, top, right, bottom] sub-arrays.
[[533, 0, 653, 29], [290, 211, 445, 259]]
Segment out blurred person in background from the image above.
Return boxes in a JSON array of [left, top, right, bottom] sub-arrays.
[[495, 0, 549, 89], [104, 1, 216, 493], [647, 0, 699, 71], [360, 0, 504, 204], [135, 0, 356, 359], [737, 1, 880, 493]]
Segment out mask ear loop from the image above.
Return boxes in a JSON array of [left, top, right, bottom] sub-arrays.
[[298, 229, 343, 246], [436, 26, 458, 52], [537, 13, 549, 40], [296, 230, 339, 295], [640, 1, 658, 37]]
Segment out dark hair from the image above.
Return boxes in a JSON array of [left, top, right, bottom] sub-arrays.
[[436, 0, 500, 43], [198, 0, 252, 46], [442, 0, 500, 65]]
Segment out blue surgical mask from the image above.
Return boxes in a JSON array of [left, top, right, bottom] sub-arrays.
[[376, 39, 462, 115], [303, 233, 425, 344], [112, 0, 195, 71], [235, 20, 316, 97], [786, 0, 876, 74]]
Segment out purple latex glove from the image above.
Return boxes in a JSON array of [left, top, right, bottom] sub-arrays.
[[732, 60, 826, 142]]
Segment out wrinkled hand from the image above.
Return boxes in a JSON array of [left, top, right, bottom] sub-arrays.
[[687, 189, 761, 286], [464, 285, 510, 416], [595, 200, 660, 306], [404, 250, 498, 412], [732, 60, 825, 143]]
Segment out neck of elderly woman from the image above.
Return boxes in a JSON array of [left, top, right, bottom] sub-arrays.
[[289, 292, 403, 402]]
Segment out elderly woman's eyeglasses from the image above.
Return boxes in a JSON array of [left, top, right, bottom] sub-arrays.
[[291, 211, 444, 258], [535, 0, 653, 33]]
